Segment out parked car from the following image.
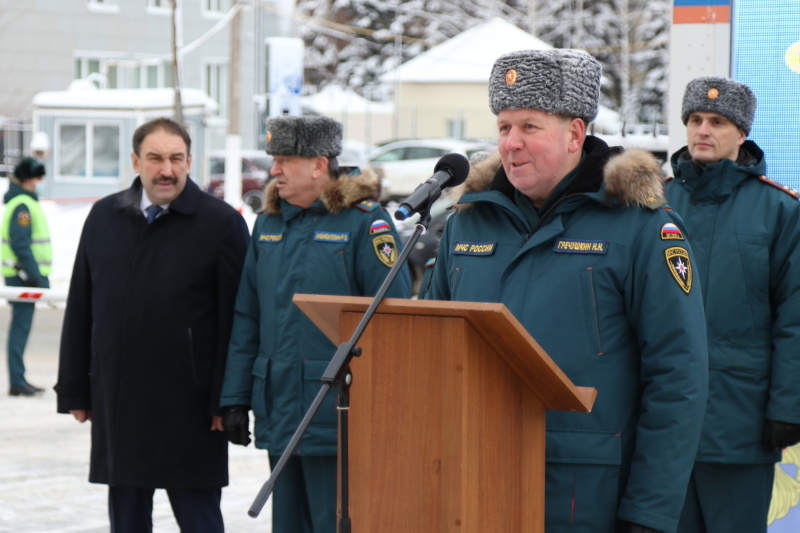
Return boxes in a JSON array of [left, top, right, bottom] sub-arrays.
[[208, 147, 382, 211], [207, 150, 273, 212], [368, 138, 496, 201]]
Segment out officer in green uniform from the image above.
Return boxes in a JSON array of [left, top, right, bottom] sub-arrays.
[[219, 116, 411, 533], [422, 49, 709, 533], [666, 77, 800, 533], [2, 157, 50, 396]]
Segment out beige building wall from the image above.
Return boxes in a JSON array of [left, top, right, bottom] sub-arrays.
[[322, 111, 395, 148], [394, 83, 496, 141]]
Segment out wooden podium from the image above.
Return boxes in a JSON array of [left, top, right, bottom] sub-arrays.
[[294, 294, 596, 533]]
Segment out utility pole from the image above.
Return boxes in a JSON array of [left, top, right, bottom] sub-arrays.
[[224, 0, 243, 210], [171, 0, 184, 123]]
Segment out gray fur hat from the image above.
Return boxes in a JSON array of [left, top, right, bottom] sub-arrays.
[[488, 49, 601, 123], [265, 115, 343, 158], [681, 76, 757, 134]]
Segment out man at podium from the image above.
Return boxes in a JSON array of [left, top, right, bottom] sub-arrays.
[[422, 49, 709, 533]]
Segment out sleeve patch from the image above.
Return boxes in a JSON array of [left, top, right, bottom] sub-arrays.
[[660, 222, 684, 240], [665, 247, 692, 294], [369, 219, 391, 234], [16, 210, 31, 227], [372, 234, 398, 267]]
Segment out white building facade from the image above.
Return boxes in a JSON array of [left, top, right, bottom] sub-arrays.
[[0, 0, 296, 186]]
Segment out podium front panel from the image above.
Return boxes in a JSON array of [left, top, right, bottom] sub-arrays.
[[339, 311, 545, 532]]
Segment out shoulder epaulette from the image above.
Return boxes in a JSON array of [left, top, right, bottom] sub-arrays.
[[643, 197, 667, 210], [758, 176, 800, 199], [354, 199, 380, 212]]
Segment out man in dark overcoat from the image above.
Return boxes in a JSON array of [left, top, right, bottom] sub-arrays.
[[56, 117, 250, 533]]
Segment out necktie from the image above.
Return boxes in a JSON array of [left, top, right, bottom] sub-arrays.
[[146, 205, 163, 224]]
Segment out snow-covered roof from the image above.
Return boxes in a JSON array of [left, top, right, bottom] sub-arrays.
[[381, 17, 552, 84], [301, 85, 394, 114], [378, 18, 621, 131], [594, 105, 623, 134], [32, 83, 218, 113]]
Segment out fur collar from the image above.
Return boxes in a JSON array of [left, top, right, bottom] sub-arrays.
[[451, 146, 664, 210], [263, 167, 381, 215]]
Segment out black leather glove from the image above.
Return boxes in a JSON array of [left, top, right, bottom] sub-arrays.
[[223, 405, 251, 446], [619, 520, 663, 533], [763, 419, 800, 452], [23, 278, 41, 288]]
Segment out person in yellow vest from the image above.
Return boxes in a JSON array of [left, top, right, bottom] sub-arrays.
[[2, 157, 50, 396]]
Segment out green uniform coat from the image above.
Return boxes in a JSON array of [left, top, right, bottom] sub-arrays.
[[220, 169, 412, 455], [667, 140, 800, 464], [423, 137, 709, 533]]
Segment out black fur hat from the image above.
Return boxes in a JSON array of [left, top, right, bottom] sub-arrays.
[[14, 157, 45, 180]]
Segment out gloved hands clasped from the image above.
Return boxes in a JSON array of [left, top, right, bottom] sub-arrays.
[[223, 405, 251, 446], [763, 419, 800, 452]]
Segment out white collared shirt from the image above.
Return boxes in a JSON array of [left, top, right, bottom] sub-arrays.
[[140, 195, 170, 220]]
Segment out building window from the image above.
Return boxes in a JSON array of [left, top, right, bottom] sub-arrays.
[[74, 54, 124, 88], [203, 0, 229, 15], [74, 53, 174, 90], [56, 121, 121, 180], [146, 0, 170, 14], [87, 0, 120, 13], [204, 61, 228, 116], [132, 61, 173, 89], [146, 65, 158, 88], [74, 57, 101, 81], [107, 65, 119, 89]]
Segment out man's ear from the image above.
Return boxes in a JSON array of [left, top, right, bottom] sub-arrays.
[[568, 118, 587, 154], [736, 128, 747, 147], [312, 156, 330, 179], [131, 152, 140, 174]]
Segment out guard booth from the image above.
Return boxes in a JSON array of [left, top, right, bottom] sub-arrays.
[[31, 83, 217, 202]]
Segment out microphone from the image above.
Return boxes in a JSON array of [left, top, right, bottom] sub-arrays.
[[394, 153, 470, 221]]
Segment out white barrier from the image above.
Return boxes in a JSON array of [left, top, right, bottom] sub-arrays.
[[0, 286, 69, 303]]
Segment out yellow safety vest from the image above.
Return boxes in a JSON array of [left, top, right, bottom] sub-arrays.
[[1, 194, 52, 277]]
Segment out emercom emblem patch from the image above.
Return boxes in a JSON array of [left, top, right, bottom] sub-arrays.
[[665, 246, 692, 294], [373, 234, 398, 267]]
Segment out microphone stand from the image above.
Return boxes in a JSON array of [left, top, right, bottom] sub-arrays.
[[248, 207, 435, 529]]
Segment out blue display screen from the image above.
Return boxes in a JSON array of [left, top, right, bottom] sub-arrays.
[[733, 0, 800, 191]]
